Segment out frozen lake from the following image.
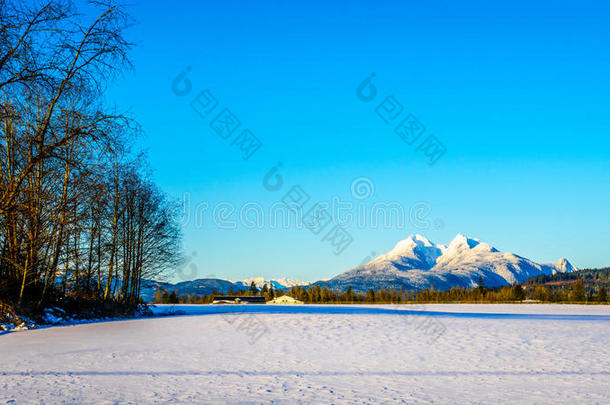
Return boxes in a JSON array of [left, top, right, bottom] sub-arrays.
[[1, 304, 609, 404]]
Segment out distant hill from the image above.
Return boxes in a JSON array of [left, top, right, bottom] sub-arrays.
[[140, 277, 310, 302], [140, 279, 247, 302], [516, 267, 609, 301], [523, 267, 610, 291]]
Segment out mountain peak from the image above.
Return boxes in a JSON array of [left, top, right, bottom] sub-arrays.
[[239, 277, 311, 289], [448, 233, 480, 250], [327, 233, 578, 293], [372, 234, 444, 269], [555, 258, 576, 273], [408, 233, 434, 245], [388, 234, 434, 255]]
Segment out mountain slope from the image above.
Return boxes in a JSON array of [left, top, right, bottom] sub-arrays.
[[140, 277, 310, 302], [318, 234, 577, 292], [140, 278, 248, 302]]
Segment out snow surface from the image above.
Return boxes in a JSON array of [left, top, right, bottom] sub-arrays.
[[1, 304, 609, 404]]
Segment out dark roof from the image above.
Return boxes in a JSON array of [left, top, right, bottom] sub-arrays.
[[212, 296, 266, 302]]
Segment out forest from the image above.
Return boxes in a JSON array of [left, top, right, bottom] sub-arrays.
[[0, 0, 181, 318], [155, 272, 609, 305]]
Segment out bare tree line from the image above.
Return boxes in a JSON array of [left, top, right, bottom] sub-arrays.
[[0, 0, 181, 311]]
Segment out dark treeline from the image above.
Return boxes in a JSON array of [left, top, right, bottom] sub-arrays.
[[0, 0, 181, 315], [157, 278, 608, 305], [285, 280, 606, 304]]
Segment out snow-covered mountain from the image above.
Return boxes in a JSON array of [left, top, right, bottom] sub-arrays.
[[236, 277, 311, 290], [317, 234, 577, 292], [552, 257, 576, 273], [141, 234, 577, 300]]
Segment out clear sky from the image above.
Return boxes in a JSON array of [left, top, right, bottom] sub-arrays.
[[105, 0, 610, 282]]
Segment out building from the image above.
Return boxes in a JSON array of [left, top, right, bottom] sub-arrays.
[[268, 295, 304, 305], [211, 296, 266, 304]]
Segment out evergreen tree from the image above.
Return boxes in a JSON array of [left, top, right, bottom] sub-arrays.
[[345, 286, 354, 303], [306, 286, 313, 303], [597, 286, 608, 302], [321, 286, 330, 303], [168, 290, 178, 304], [365, 288, 375, 303], [250, 281, 258, 295], [570, 280, 586, 302], [512, 285, 525, 301], [477, 277, 487, 293], [313, 285, 322, 303]]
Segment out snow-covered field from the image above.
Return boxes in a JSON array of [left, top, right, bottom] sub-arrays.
[[1, 304, 609, 404]]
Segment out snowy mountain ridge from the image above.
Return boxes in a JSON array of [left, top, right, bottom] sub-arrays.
[[318, 233, 577, 292], [234, 277, 311, 290]]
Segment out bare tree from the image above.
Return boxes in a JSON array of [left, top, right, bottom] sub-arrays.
[[0, 0, 181, 312]]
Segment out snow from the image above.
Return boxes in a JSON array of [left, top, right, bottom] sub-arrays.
[[555, 257, 577, 273], [237, 277, 311, 289], [1, 304, 608, 404], [446, 233, 479, 251], [380, 234, 446, 268], [329, 234, 578, 291]]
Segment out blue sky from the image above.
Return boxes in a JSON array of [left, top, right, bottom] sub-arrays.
[[105, 0, 610, 282]]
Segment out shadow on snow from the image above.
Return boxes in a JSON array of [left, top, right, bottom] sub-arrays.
[[150, 304, 610, 322]]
